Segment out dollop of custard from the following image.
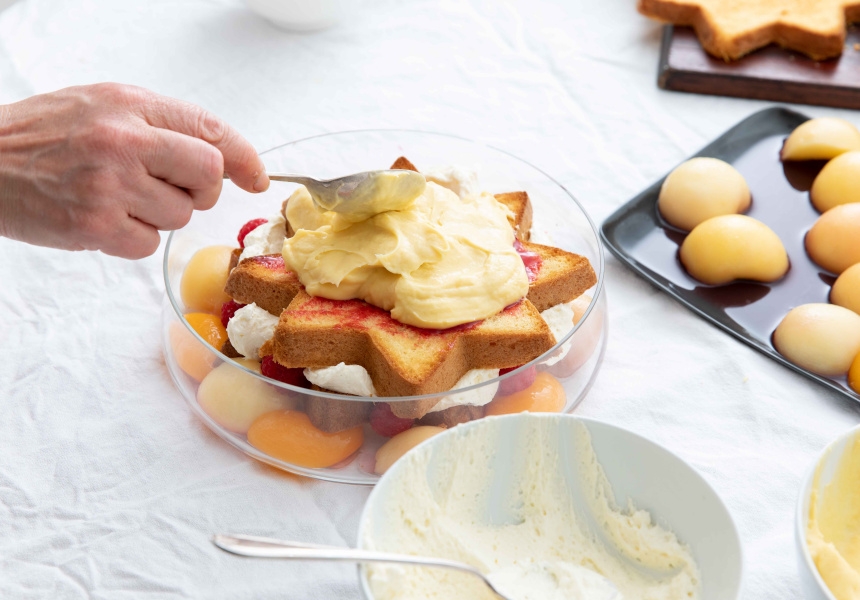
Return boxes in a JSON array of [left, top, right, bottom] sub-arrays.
[[781, 117, 860, 161], [832, 264, 860, 316], [773, 304, 860, 377], [658, 157, 751, 231], [811, 151, 860, 213], [806, 203, 860, 275], [679, 215, 789, 285]]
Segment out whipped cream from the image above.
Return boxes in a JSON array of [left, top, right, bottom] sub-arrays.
[[364, 418, 700, 600], [226, 303, 279, 359], [426, 368, 499, 413], [304, 363, 377, 397], [487, 561, 621, 600], [238, 212, 287, 263], [541, 301, 575, 366], [303, 364, 499, 411], [423, 165, 481, 200]]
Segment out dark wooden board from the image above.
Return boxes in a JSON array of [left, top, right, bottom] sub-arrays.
[[659, 25, 860, 110]]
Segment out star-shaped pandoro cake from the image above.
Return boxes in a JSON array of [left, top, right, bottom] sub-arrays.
[[638, 0, 860, 60], [261, 291, 556, 418], [225, 157, 597, 420]]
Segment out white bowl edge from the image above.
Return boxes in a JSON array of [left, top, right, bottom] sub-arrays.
[[356, 413, 744, 600], [795, 425, 860, 600]]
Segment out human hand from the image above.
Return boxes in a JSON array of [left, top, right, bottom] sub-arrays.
[[0, 83, 270, 259]]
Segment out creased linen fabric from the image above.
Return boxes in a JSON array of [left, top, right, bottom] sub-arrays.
[[0, 0, 856, 598]]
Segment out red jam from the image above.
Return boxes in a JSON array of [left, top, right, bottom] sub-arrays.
[[250, 254, 287, 272], [291, 296, 482, 339], [514, 240, 542, 283]]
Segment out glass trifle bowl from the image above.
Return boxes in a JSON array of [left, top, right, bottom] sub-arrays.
[[162, 130, 607, 484]]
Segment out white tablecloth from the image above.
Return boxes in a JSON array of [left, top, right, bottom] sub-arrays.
[[1, 1, 857, 597]]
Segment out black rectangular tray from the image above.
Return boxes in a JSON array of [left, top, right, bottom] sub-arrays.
[[601, 106, 859, 403]]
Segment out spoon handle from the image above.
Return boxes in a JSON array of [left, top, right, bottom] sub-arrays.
[[212, 534, 510, 600], [220, 173, 322, 184], [265, 174, 324, 186]]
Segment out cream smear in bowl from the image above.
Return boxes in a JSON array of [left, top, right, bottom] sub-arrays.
[[357, 413, 743, 600], [796, 424, 860, 600]]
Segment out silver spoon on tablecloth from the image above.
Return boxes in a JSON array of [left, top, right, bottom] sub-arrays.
[[212, 533, 516, 599], [212, 534, 621, 600]]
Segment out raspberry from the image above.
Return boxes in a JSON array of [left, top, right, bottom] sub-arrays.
[[237, 218, 268, 248], [369, 403, 414, 437], [261, 355, 309, 388], [497, 365, 537, 396], [220, 300, 246, 328]]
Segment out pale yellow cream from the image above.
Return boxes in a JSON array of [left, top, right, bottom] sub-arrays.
[[315, 170, 427, 221], [808, 434, 860, 600], [282, 181, 528, 329]]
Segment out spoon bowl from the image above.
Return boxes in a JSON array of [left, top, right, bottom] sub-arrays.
[[265, 169, 426, 218]]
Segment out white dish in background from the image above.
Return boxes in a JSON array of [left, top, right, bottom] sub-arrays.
[[796, 425, 860, 600], [357, 413, 744, 600], [245, 0, 358, 31]]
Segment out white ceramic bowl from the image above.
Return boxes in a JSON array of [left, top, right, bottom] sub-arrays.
[[796, 425, 860, 600], [357, 413, 743, 599], [245, 0, 358, 31]]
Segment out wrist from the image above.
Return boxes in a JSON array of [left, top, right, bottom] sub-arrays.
[[0, 102, 14, 240]]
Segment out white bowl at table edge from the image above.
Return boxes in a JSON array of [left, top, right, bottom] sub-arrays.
[[795, 424, 860, 600], [356, 413, 744, 600]]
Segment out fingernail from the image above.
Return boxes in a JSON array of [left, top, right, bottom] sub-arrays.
[[253, 171, 270, 192]]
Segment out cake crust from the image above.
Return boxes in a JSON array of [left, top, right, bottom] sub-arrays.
[[261, 291, 555, 416], [638, 0, 860, 61]]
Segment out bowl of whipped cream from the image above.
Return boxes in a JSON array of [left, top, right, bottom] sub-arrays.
[[797, 424, 860, 600], [358, 413, 743, 600]]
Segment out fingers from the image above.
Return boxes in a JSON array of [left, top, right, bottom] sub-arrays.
[[138, 94, 269, 193], [142, 128, 224, 210], [127, 176, 197, 232], [98, 217, 161, 260]]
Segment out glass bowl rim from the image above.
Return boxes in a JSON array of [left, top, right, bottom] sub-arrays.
[[163, 128, 606, 402]]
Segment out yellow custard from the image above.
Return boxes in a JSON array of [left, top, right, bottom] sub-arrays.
[[282, 181, 528, 329], [316, 170, 427, 220], [808, 433, 860, 600]]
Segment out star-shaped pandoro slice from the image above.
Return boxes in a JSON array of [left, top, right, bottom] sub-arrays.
[[222, 227, 595, 319], [638, 0, 860, 60], [260, 291, 556, 418], [224, 254, 303, 317], [223, 160, 596, 318]]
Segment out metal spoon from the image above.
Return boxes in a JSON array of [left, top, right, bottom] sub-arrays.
[[211, 534, 515, 600], [248, 170, 426, 219]]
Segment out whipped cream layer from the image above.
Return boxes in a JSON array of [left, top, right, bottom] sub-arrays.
[[226, 303, 279, 359], [304, 364, 499, 411], [238, 212, 287, 263], [364, 418, 700, 600]]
